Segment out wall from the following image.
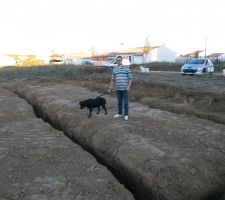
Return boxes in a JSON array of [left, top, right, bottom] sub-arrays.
[[151, 45, 176, 62], [0, 55, 16, 67], [133, 55, 144, 64], [218, 54, 225, 61]]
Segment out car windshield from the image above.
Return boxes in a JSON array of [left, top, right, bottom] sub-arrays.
[[187, 59, 205, 64], [82, 61, 92, 64], [105, 60, 115, 64]]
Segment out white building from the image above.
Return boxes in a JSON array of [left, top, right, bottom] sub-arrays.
[[0, 55, 16, 67], [208, 53, 225, 62], [91, 45, 176, 65], [150, 45, 176, 62], [118, 45, 176, 64]]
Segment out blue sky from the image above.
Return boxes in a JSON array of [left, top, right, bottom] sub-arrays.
[[0, 0, 225, 56]]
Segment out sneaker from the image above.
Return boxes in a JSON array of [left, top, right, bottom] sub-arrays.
[[124, 115, 129, 121], [114, 114, 122, 119]]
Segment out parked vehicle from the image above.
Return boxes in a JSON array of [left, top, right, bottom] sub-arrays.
[[103, 58, 117, 68], [49, 53, 64, 65], [80, 60, 93, 66], [103, 58, 131, 68], [64, 59, 75, 65], [181, 58, 214, 75], [76, 59, 93, 66]]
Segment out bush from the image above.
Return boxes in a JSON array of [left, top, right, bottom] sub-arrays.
[[145, 62, 182, 71], [213, 61, 225, 72]]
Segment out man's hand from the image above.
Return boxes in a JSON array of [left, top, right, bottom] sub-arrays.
[[127, 80, 132, 91], [108, 81, 114, 93], [107, 88, 113, 93]]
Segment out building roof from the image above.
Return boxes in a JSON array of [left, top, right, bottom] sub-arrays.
[[91, 51, 144, 59], [88, 45, 164, 59], [208, 53, 224, 57], [183, 50, 204, 57]]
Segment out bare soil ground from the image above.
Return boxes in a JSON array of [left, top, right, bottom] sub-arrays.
[[0, 88, 134, 200], [1, 67, 225, 200], [78, 69, 225, 124]]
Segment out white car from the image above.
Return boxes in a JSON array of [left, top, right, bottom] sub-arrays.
[[103, 58, 131, 68], [181, 58, 214, 75]]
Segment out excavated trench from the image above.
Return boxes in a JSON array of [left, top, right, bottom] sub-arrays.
[[10, 84, 225, 200], [12, 89, 150, 200], [26, 102, 146, 199], [0, 87, 135, 200]]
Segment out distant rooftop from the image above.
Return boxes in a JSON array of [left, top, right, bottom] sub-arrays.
[[208, 53, 224, 57]]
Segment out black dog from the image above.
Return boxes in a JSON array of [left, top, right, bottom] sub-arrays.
[[79, 97, 107, 118]]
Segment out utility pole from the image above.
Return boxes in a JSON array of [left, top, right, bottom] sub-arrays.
[[204, 37, 207, 58], [90, 46, 97, 57], [143, 37, 151, 68], [205, 37, 212, 76], [120, 42, 124, 52]]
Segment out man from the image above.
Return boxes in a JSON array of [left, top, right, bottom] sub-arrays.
[[108, 56, 133, 121]]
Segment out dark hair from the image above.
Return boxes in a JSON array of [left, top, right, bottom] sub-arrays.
[[116, 56, 123, 60]]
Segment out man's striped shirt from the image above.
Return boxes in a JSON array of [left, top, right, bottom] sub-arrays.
[[112, 66, 133, 90]]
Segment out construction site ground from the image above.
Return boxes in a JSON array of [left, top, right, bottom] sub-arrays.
[[1, 68, 225, 200]]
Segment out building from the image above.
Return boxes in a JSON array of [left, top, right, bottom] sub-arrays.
[[91, 45, 176, 65], [184, 50, 205, 58], [176, 51, 225, 63], [63, 52, 92, 64], [0, 54, 16, 67], [208, 53, 225, 62], [149, 45, 176, 62]]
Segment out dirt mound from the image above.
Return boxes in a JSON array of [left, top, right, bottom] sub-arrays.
[[9, 82, 225, 200]]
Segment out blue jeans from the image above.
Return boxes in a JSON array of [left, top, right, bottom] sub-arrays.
[[116, 90, 129, 116]]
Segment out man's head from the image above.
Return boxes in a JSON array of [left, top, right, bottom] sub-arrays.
[[116, 56, 123, 66]]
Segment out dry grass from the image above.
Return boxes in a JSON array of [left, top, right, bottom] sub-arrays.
[[146, 62, 182, 71], [0, 64, 107, 82]]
